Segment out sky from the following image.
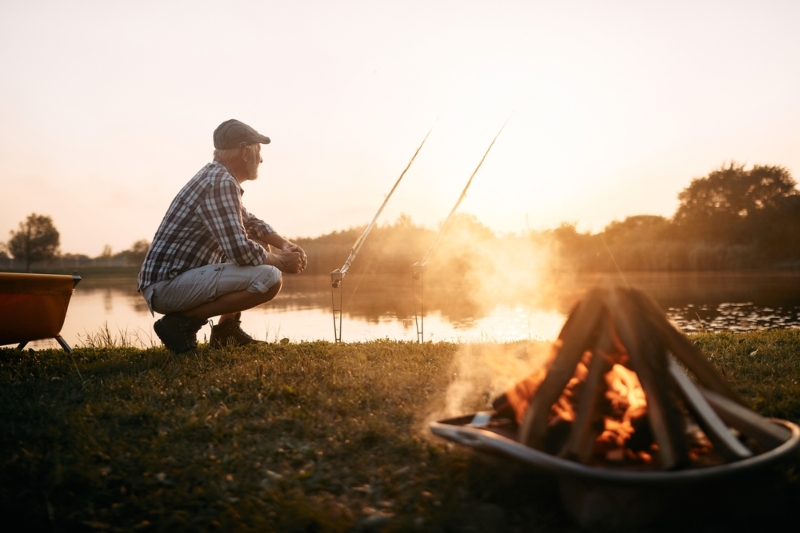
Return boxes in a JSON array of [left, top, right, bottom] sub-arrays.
[[1, 0, 799, 257]]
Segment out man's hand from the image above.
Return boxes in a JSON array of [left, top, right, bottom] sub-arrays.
[[255, 235, 307, 273], [281, 242, 307, 271], [268, 249, 304, 274]]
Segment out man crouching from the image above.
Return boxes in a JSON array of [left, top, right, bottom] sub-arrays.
[[137, 119, 306, 353]]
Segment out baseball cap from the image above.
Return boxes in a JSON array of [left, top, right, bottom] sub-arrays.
[[213, 119, 271, 149]]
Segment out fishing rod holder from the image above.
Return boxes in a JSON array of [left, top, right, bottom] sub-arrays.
[[408, 114, 511, 344], [412, 262, 424, 280], [330, 269, 344, 342], [330, 269, 344, 288], [412, 262, 426, 343], [327, 124, 436, 344]]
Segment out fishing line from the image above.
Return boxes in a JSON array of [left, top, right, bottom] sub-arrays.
[[412, 111, 514, 342], [600, 234, 630, 289], [330, 120, 438, 342], [416, 112, 514, 269], [345, 255, 375, 309]]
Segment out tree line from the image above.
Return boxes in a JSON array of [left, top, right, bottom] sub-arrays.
[[4, 162, 799, 274], [295, 162, 800, 275], [0, 215, 149, 272]]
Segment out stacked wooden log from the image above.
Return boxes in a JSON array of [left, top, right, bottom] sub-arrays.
[[498, 287, 790, 470]]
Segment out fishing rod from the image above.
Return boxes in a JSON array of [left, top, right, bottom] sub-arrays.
[[412, 113, 513, 342], [330, 125, 435, 342]]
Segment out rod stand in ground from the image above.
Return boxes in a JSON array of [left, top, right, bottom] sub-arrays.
[[412, 262, 425, 343], [327, 125, 436, 344], [409, 114, 513, 320], [330, 269, 343, 342]]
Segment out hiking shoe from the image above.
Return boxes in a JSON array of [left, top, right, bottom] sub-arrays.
[[154, 312, 206, 353], [210, 313, 266, 348]]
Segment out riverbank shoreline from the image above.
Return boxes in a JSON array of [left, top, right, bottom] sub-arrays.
[[6, 269, 800, 350], [4, 265, 800, 276]]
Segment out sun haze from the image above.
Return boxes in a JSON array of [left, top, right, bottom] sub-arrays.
[[1, 1, 799, 256]]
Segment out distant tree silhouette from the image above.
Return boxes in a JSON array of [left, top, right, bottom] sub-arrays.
[[100, 241, 151, 267], [7, 213, 61, 272], [282, 164, 800, 277], [673, 162, 798, 243], [603, 215, 670, 244], [100, 245, 113, 266], [748, 193, 800, 264], [126, 239, 150, 265]]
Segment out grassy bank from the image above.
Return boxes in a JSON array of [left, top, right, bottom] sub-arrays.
[[1, 331, 799, 532]]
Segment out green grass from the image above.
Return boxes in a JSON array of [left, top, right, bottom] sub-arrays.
[[1, 332, 799, 532], [692, 330, 800, 420]]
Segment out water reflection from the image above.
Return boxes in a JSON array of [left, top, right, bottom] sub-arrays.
[[14, 271, 800, 350], [670, 302, 800, 333]]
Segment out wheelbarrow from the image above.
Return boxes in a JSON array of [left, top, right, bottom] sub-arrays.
[[0, 272, 81, 352]]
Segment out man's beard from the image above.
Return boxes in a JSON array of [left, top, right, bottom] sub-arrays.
[[246, 157, 259, 180]]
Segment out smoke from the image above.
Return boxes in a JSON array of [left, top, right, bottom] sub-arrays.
[[298, 212, 586, 324], [422, 214, 581, 327], [423, 340, 553, 429]]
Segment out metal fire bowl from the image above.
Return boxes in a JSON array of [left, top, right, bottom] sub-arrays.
[[430, 415, 800, 530]]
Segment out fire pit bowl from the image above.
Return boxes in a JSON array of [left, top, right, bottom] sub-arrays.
[[430, 414, 800, 530], [430, 287, 800, 529]]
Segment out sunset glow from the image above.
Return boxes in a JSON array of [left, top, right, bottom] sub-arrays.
[[1, 1, 799, 256]]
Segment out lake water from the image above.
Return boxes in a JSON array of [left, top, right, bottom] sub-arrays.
[[12, 272, 800, 350]]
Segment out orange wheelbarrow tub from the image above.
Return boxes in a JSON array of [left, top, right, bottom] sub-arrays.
[[0, 272, 81, 352]]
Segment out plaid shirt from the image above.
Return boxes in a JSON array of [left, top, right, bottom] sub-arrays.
[[137, 160, 274, 291]]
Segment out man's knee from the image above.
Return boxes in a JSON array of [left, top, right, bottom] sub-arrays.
[[266, 275, 282, 298], [255, 274, 282, 304], [245, 264, 282, 295]]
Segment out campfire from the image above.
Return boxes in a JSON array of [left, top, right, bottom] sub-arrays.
[[430, 286, 799, 528], [493, 286, 789, 470]]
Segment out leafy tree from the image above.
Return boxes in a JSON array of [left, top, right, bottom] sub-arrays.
[[393, 212, 414, 230], [540, 223, 605, 271], [602, 215, 671, 245], [61, 252, 91, 268], [116, 239, 150, 265], [438, 212, 496, 243], [100, 244, 113, 266], [673, 162, 798, 243], [128, 239, 150, 264], [747, 193, 800, 263], [7, 213, 61, 272]]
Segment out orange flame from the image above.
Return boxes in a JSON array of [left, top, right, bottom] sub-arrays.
[[502, 322, 654, 464], [597, 363, 649, 461], [504, 340, 562, 423], [550, 351, 591, 423]]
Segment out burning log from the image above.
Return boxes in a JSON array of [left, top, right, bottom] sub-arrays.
[[631, 289, 746, 405], [560, 321, 614, 463], [519, 288, 605, 451], [608, 287, 689, 469], [508, 286, 785, 471]]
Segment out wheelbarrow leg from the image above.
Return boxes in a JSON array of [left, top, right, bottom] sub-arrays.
[[55, 336, 73, 353]]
